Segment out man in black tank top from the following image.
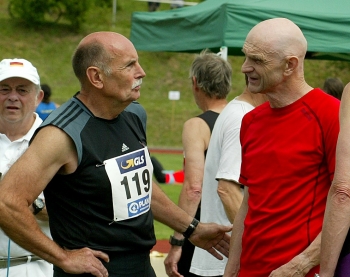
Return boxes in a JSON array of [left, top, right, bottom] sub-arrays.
[[0, 33, 232, 277]]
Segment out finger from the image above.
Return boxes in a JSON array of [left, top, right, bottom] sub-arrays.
[[90, 255, 110, 277], [206, 247, 223, 260], [218, 235, 231, 248], [171, 270, 183, 277], [222, 233, 231, 244], [170, 265, 182, 277], [223, 225, 233, 233], [214, 242, 229, 258], [91, 250, 110, 263], [90, 263, 109, 277]]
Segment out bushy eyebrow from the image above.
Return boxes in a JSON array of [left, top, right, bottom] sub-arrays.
[[242, 50, 264, 61], [116, 59, 137, 70]]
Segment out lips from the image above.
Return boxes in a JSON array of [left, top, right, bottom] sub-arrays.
[[6, 106, 19, 110]]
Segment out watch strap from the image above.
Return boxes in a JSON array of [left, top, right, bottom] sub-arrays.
[[182, 218, 199, 239], [169, 235, 184, 246]]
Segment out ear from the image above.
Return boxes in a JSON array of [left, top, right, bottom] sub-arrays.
[[192, 76, 199, 91], [284, 56, 298, 76], [35, 89, 44, 106], [86, 66, 104, 89]]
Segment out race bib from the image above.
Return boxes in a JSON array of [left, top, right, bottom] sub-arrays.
[[104, 147, 153, 222]]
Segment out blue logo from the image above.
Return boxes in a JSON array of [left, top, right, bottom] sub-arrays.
[[128, 195, 150, 217], [116, 149, 145, 174]]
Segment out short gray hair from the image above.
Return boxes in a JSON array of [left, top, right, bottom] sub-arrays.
[[72, 42, 113, 85], [189, 49, 232, 99]]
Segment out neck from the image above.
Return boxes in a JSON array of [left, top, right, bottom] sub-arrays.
[[77, 91, 128, 119], [266, 82, 313, 108], [201, 98, 228, 113]]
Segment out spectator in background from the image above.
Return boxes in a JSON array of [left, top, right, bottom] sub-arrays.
[[35, 84, 59, 120], [323, 77, 344, 100], [165, 49, 231, 277], [148, 2, 160, 11], [0, 58, 52, 276]]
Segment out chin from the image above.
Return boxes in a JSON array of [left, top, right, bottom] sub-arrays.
[[131, 90, 140, 100]]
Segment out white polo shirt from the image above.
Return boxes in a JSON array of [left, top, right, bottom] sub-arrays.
[[0, 113, 53, 276]]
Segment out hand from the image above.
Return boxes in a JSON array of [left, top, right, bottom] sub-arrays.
[[189, 222, 232, 260], [164, 246, 183, 277], [61, 247, 109, 277], [269, 255, 309, 277]]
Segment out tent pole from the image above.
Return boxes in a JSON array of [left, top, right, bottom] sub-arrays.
[[112, 0, 117, 27]]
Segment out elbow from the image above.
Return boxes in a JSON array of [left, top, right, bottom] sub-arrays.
[[217, 186, 229, 199], [184, 184, 202, 202], [0, 197, 11, 225], [330, 183, 350, 206]]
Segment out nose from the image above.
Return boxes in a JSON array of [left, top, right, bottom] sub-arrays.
[[6, 90, 20, 101], [241, 58, 253, 74], [137, 63, 146, 78]]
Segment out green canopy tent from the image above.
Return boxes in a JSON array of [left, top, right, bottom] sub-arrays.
[[130, 0, 350, 61]]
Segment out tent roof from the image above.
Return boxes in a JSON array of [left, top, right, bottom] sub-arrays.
[[130, 0, 350, 61]]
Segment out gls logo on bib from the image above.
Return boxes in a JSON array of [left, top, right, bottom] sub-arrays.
[[116, 149, 145, 174]]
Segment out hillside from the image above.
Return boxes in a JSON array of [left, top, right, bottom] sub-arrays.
[[0, 0, 349, 148]]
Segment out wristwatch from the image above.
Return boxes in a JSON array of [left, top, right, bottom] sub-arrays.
[[169, 235, 184, 246], [182, 218, 199, 239], [32, 198, 45, 215]]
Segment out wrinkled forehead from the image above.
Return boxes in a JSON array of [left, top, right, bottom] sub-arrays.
[[242, 37, 280, 59], [109, 41, 139, 68]]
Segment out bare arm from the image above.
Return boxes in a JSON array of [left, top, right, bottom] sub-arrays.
[[217, 179, 243, 223], [151, 182, 231, 258], [223, 187, 249, 277], [164, 117, 209, 276], [177, 118, 210, 224], [0, 126, 109, 277], [320, 83, 350, 277], [154, 118, 209, 232], [152, 183, 193, 233]]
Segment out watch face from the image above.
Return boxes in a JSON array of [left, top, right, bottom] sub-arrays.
[[34, 198, 45, 209]]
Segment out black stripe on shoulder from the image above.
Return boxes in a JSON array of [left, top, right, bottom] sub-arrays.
[[51, 102, 84, 129]]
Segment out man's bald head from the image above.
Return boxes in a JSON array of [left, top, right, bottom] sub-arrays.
[[246, 18, 307, 59]]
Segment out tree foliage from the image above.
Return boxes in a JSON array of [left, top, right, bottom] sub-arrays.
[[8, 0, 92, 30]]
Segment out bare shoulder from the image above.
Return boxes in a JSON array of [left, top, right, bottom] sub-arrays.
[[183, 116, 210, 134], [342, 82, 350, 100], [182, 116, 211, 150], [340, 83, 350, 115], [29, 125, 78, 174]]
